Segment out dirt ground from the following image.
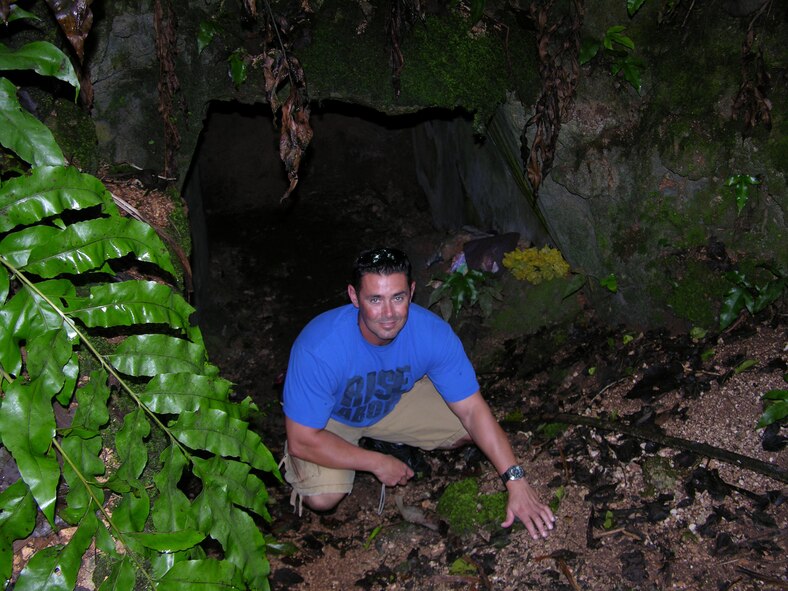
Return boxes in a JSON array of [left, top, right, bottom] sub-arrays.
[[197, 182, 787, 591]]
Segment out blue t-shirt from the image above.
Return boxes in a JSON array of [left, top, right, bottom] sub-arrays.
[[283, 303, 479, 429]]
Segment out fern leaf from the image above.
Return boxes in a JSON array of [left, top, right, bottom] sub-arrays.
[[60, 433, 105, 524], [0, 165, 114, 233], [0, 225, 59, 270], [13, 510, 96, 591], [65, 280, 201, 343], [171, 409, 279, 474], [156, 559, 245, 591], [112, 407, 151, 486], [0, 78, 65, 167], [107, 334, 207, 377], [0, 481, 37, 581], [0, 378, 59, 523], [22, 217, 176, 278], [193, 487, 270, 590], [124, 530, 205, 552], [192, 456, 271, 520], [25, 326, 72, 392], [0, 42, 80, 93], [140, 373, 241, 416], [152, 445, 196, 532], [98, 556, 137, 591]]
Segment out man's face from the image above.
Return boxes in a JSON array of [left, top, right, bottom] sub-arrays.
[[348, 272, 415, 346]]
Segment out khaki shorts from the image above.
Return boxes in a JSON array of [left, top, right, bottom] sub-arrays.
[[282, 377, 469, 501]]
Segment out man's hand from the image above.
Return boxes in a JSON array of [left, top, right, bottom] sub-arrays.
[[372, 454, 414, 487], [502, 479, 556, 540], [286, 418, 414, 487]]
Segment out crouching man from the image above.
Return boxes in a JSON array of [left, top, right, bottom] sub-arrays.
[[281, 247, 555, 539]]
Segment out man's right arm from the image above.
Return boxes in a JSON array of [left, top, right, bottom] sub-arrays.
[[285, 417, 414, 487]]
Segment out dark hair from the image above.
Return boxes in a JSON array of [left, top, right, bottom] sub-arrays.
[[351, 247, 412, 291]]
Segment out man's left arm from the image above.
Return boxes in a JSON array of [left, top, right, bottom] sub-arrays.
[[449, 392, 556, 540]]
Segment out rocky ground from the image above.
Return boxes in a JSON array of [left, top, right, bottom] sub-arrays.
[[197, 184, 787, 591]]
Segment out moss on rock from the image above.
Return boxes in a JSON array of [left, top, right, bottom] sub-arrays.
[[436, 477, 507, 535]]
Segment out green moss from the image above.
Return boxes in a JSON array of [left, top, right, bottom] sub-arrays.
[[437, 478, 507, 535], [400, 13, 510, 128], [299, 1, 395, 107], [664, 259, 729, 328], [300, 1, 520, 127], [46, 98, 99, 174], [641, 456, 679, 497]]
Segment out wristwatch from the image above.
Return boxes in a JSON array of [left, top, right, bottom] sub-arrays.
[[500, 464, 525, 485]]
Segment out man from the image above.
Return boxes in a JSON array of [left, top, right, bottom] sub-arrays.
[[282, 247, 555, 540]]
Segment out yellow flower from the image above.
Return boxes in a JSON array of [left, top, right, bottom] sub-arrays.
[[502, 246, 570, 284]]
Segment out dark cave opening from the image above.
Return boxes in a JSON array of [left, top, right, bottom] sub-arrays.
[[182, 100, 466, 397]]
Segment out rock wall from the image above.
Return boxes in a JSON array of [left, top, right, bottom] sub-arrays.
[[84, 0, 787, 331]]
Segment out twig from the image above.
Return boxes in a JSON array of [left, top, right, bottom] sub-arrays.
[[736, 566, 788, 589], [535, 412, 788, 484], [556, 558, 581, 591]]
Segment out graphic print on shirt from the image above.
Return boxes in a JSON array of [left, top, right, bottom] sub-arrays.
[[335, 366, 412, 424]]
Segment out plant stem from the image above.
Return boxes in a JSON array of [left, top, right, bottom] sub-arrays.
[[52, 438, 157, 588]]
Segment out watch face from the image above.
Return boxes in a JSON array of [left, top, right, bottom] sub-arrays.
[[508, 465, 524, 480]]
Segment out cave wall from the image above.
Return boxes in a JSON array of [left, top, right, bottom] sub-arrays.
[[84, 0, 787, 331]]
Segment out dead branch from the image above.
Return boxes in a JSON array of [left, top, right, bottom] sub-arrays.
[[537, 412, 787, 484]]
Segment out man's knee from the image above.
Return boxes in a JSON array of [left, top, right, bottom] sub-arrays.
[[302, 492, 347, 512]]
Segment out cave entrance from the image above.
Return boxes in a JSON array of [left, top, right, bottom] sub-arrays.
[[182, 100, 458, 398]]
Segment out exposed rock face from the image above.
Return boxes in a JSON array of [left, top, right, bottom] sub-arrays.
[[85, 0, 787, 331]]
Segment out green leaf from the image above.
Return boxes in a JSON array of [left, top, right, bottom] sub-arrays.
[[604, 26, 635, 51], [756, 398, 788, 429], [98, 555, 137, 591], [0, 480, 37, 580], [22, 217, 176, 278], [13, 511, 96, 591], [763, 389, 788, 402], [65, 280, 200, 341], [0, 378, 59, 523], [171, 409, 279, 474], [192, 456, 271, 520], [0, 266, 8, 303], [140, 373, 239, 416], [113, 407, 151, 484], [55, 351, 79, 406], [107, 334, 207, 377], [228, 50, 247, 87], [125, 530, 205, 552], [0, 41, 80, 96], [70, 369, 111, 432], [112, 487, 151, 534], [579, 39, 600, 65], [6, 5, 41, 23], [600, 273, 618, 293], [733, 359, 757, 374], [0, 166, 115, 232], [0, 225, 59, 268], [156, 559, 245, 591], [0, 279, 67, 377], [719, 286, 750, 330], [0, 78, 65, 167], [627, 0, 647, 16], [469, 0, 485, 24], [193, 488, 270, 589], [197, 21, 221, 54], [25, 326, 72, 393], [152, 445, 196, 533], [60, 432, 105, 524]]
